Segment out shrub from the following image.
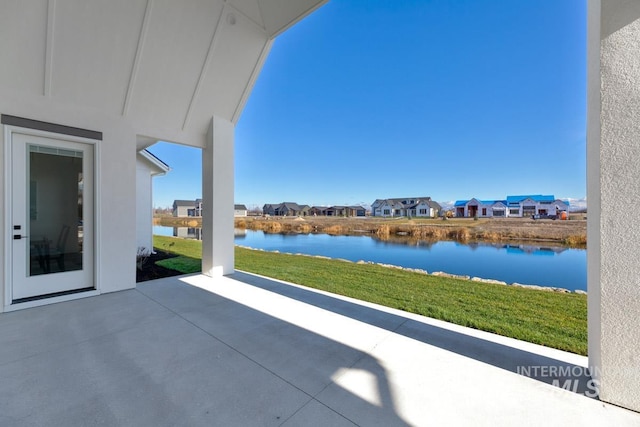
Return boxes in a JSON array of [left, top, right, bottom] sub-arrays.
[[136, 247, 151, 270]]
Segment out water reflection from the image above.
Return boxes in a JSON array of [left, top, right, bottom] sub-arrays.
[[152, 226, 586, 291], [153, 226, 247, 241]]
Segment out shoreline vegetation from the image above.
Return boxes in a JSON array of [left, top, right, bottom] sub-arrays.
[[151, 235, 587, 355], [155, 215, 587, 248]]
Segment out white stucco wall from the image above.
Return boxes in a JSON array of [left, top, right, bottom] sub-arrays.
[[589, 0, 640, 412], [135, 157, 154, 252], [377, 204, 393, 217], [202, 116, 235, 276], [99, 126, 137, 295], [414, 203, 431, 217], [0, 97, 139, 311], [0, 128, 4, 310]]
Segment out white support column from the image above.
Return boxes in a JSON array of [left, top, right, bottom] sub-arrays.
[[588, 0, 640, 412], [201, 115, 235, 276]]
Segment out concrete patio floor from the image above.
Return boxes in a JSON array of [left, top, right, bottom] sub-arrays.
[[1, 272, 639, 426]]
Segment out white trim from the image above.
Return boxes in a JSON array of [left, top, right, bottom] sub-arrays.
[[123, 0, 153, 116], [138, 149, 169, 175], [44, 0, 57, 97], [3, 125, 101, 310], [3, 126, 11, 309]]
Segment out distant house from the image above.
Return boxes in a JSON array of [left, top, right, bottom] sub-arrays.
[[405, 200, 441, 218], [309, 206, 328, 216], [371, 197, 440, 218], [234, 204, 248, 217], [347, 206, 367, 217], [263, 202, 309, 216], [307, 205, 366, 217], [136, 149, 169, 251], [173, 199, 246, 218], [263, 202, 364, 217], [454, 195, 570, 218], [262, 204, 276, 216], [327, 205, 366, 217], [276, 202, 303, 216], [173, 200, 197, 217]]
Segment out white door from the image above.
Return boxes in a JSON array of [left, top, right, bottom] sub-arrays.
[[10, 133, 94, 301]]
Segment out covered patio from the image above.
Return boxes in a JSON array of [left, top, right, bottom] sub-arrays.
[[1, 0, 640, 418], [1, 273, 638, 426]]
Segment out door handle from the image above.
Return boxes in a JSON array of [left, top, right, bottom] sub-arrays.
[[13, 235, 28, 240]]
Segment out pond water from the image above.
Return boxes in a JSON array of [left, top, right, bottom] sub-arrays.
[[153, 226, 586, 291]]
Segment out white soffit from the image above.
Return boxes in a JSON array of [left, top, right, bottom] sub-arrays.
[[51, 0, 148, 115], [126, 0, 225, 132], [229, 0, 265, 29], [0, 0, 327, 146], [258, 0, 328, 37], [189, 6, 269, 130], [0, 1, 48, 96]]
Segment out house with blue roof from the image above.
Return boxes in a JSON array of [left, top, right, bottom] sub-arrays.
[[454, 195, 569, 218]]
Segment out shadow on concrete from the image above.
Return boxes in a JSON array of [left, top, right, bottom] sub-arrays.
[[138, 276, 411, 426], [231, 271, 597, 398]]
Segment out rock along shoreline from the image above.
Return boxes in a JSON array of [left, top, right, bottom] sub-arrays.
[[237, 245, 586, 295]]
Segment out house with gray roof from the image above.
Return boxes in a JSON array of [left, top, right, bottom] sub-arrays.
[[371, 197, 440, 218], [325, 206, 366, 217], [263, 203, 365, 217], [263, 202, 308, 216], [234, 204, 248, 217], [173, 200, 198, 217]]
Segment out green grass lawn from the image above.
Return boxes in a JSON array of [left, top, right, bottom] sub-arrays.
[[154, 235, 202, 272], [152, 235, 587, 355]]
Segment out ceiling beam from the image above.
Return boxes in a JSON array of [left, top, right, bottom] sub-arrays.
[[182, 3, 226, 131], [123, 0, 153, 117], [44, 0, 56, 97]]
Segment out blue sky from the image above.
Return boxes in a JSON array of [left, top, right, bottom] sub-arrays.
[[149, 0, 587, 211]]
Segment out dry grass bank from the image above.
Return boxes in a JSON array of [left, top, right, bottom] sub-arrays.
[[240, 216, 586, 248], [156, 215, 587, 248]]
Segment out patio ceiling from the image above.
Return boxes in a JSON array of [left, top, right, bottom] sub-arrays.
[[0, 0, 326, 148]]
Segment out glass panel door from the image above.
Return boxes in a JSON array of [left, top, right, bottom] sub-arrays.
[[11, 133, 94, 301]]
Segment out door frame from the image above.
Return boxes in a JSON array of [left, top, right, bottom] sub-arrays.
[[3, 122, 101, 311]]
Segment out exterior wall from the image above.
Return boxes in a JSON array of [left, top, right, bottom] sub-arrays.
[[589, 0, 640, 411], [174, 206, 194, 217], [491, 203, 506, 218], [135, 159, 154, 252], [551, 201, 569, 214], [0, 128, 4, 310], [507, 207, 521, 217], [414, 203, 432, 217], [477, 205, 491, 217], [377, 203, 393, 217], [263, 205, 275, 216], [465, 201, 481, 217], [234, 209, 247, 217], [491, 208, 505, 217], [1, 102, 138, 312]]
